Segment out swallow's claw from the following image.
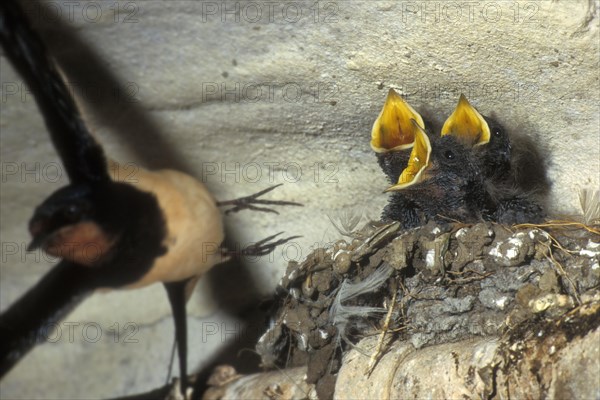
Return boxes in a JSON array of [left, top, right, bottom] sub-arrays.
[[217, 184, 303, 215]]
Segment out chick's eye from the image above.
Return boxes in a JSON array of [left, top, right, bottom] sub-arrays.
[[444, 150, 455, 160], [493, 128, 502, 137]]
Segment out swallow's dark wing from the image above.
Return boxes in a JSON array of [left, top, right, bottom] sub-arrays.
[[0, 261, 93, 378], [0, 0, 108, 183]]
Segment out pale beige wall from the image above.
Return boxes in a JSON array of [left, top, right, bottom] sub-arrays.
[[1, 0, 598, 398]]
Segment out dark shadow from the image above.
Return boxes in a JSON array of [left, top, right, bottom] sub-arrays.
[[186, 224, 285, 398], [189, 298, 271, 400]]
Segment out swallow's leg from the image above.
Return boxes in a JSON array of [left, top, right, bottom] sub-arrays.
[[164, 279, 190, 397]]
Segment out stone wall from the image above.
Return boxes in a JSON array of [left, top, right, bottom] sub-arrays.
[[0, 0, 597, 397]]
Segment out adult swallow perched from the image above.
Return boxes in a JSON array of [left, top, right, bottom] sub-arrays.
[[382, 120, 487, 226], [441, 94, 547, 224], [0, 0, 296, 394]]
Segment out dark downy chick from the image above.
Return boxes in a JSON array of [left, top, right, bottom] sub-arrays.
[[441, 94, 511, 182], [370, 90, 444, 226], [441, 94, 547, 224], [382, 121, 487, 226], [504, 131, 552, 196]]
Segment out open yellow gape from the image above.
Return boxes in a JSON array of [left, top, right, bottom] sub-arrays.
[[385, 120, 431, 192], [370, 88, 425, 153], [441, 94, 490, 146]]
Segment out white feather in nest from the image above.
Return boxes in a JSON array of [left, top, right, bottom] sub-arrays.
[[329, 264, 394, 351], [578, 187, 600, 225]]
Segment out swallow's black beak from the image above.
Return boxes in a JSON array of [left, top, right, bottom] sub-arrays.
[[27, 219, 49, 251], [27, 236, 44, 252]]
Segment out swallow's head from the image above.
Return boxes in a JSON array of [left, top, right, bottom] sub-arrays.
[[28, 184, 113, 266], [441, 94, 512, 179], [385, 120, 485, 220], [484, 117, 512, 173]]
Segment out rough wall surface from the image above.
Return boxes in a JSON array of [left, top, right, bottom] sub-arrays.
[[0, 0, 598, 398]]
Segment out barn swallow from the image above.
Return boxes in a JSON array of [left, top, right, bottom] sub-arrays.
[[371, 90, 448, 226], [0, 0, 296, 394], [370, 89, 426, 184], [441, 94, 547, 223], [441, 94, 511, 182], [382, 120, 486, 225], [0, 1, 222, 391]]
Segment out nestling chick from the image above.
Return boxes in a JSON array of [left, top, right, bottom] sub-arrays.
[[382, 120, 487, 226], [441, 94, 548, 224], [441, 94, 512, 182]]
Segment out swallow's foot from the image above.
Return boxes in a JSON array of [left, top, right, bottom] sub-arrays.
[[217, 184, 303, 215], [222, 232, 301, 258]]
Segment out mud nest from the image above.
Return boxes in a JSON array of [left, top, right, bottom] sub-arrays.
[[254, 220, 600, 399]]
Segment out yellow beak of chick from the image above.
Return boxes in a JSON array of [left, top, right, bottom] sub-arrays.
[[371, 89, 425, 153], [441, 93, 490, 146]]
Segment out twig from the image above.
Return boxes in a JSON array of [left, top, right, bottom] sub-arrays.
[[434, 214, 466, 225], [545, 242, 582, 306], [513, 220, 600, 236], [446, 268, 491, 277], [446, 267, 494, 284], [365, 281, 398, 376]]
